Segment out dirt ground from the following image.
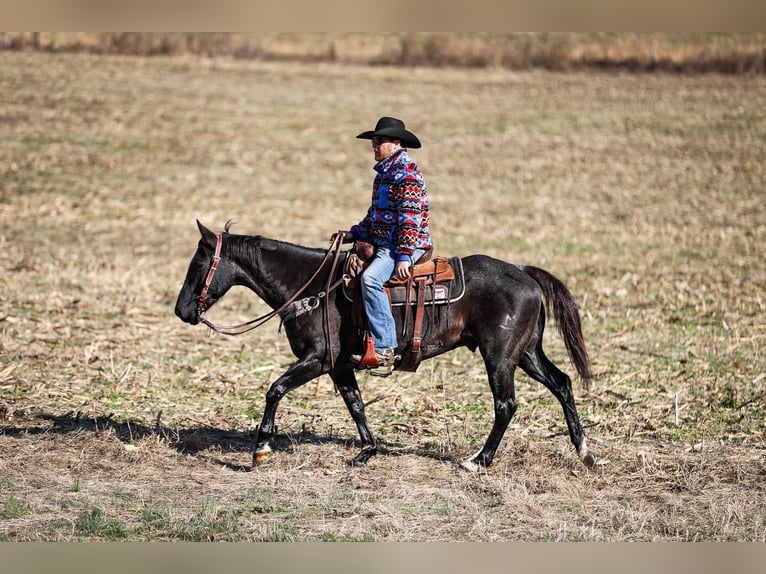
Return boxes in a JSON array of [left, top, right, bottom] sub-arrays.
[[1, 50, 764, 541]]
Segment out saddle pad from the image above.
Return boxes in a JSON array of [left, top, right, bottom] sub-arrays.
[[342, 256, 465, 307]]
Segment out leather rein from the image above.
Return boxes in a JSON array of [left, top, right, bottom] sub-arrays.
[[196, 233, 348, 370]]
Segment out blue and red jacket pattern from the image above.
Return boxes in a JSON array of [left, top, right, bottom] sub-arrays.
[[350, 148, 432, 262]]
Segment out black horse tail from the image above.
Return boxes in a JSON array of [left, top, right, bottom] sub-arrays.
[[523, 265, 592, 382]]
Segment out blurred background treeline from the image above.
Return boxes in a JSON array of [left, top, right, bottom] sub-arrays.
[[3, 32, 766, 73]]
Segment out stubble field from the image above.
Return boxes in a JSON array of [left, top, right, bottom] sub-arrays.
[[1, 50, 764, 541]]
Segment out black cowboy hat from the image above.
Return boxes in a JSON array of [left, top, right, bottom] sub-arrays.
[[356, 116, 421, 149]]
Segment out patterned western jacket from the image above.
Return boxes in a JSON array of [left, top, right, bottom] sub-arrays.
[[350, 148, 432, 262]]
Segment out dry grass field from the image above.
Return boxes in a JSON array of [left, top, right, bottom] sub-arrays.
[[1, 49, 764, 541], [7, 32, 766, 73]]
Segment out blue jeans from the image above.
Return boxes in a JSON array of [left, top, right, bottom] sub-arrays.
[[360, 245, 425, 351]]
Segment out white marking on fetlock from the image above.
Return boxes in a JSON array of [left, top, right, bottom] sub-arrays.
[[578, 438, 588, 458], [578, 439, 597, 467], [253, 444, 272, 465], [460, 448, 485, 472]]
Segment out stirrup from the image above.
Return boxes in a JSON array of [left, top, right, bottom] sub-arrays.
[[368, 364, 394, 377], [358, 334, 380, 367]]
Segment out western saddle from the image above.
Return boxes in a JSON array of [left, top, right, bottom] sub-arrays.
[[343, 241, 457, 372]]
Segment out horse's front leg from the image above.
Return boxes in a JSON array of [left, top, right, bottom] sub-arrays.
[[331, 369, 377, 466], [253, 357, 323, 467]]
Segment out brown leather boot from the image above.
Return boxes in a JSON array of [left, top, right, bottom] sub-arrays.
[[350, 348, 394, 366]]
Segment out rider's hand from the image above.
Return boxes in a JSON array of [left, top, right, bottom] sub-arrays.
[[331, 231, 352, 243], [394, 260, 411, 280]]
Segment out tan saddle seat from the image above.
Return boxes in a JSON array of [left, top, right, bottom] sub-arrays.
[[345, 243, 454, 287], [385, 255, 455, 287]]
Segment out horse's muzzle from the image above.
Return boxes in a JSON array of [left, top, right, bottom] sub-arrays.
[[174, 301, 200, 325]]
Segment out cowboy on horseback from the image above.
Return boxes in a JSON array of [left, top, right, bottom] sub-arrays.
[[332, 117, 433, 376]]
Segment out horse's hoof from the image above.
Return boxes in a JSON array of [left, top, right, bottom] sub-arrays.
[[577, 439, 597, 468], [460, 459, 480, 473], [253, 445, 272, 466], [582, 451, 597, 468], [350, 446, 377, 467]]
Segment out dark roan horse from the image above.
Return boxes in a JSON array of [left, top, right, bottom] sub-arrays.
[[175, 221, 597, 471]]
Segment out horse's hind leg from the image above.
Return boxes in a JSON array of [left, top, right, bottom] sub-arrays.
[[462, 358, 518, 472], [332, 369, 378, 466], [520, 345, 597, 468]]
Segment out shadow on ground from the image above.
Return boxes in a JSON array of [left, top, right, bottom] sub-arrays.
[[0, 410, 456, 471]]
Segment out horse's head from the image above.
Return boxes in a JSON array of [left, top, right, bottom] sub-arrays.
[[174, 220, 233, 325]]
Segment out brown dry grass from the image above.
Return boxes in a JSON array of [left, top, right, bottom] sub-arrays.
[[5, 32, 766, 73], [1, 49, 765, 541]]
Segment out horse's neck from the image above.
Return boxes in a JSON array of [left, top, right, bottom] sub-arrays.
[[232, 236, 327, 309]]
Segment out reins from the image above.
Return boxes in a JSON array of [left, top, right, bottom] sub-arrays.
[[197, 232, 348, 342]]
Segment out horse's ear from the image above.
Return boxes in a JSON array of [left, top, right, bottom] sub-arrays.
[[196, 220, 217, 248]]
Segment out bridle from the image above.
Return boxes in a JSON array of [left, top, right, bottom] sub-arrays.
[[197, 233, 223, 315], [195, 231, 349, 370]]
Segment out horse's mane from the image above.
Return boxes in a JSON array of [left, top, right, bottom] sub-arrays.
[[220, 222, 327, 263]]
